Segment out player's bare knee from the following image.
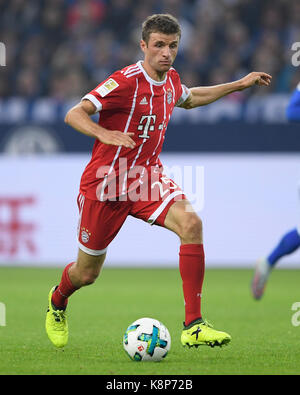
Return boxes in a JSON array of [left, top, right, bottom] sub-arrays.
[[179, 214, 202, 243], [72, 250, 105, 287], [80, 271, 98, 286]]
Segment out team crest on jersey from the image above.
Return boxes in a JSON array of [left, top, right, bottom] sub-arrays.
[[81, 227, 91, 243], [167, 88, 173, 104], [96, 78, 119, 97]]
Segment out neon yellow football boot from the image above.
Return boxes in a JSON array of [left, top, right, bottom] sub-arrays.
[[181, 318, 231, 348], [45, 286, 68, 348]]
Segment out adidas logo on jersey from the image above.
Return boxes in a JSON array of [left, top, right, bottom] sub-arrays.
[[139, 97, 148, 105]]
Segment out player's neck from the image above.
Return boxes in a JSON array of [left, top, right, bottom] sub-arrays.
[[141, 61, 166, 82]]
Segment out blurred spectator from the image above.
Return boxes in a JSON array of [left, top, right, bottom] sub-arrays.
[[66, 0, 106, 33], [0, 0, 299, 100], [15, 68, 41, 98]]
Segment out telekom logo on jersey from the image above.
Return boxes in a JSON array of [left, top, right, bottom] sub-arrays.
[[138, 115, 164, 139], [95, 159, 204, 212]]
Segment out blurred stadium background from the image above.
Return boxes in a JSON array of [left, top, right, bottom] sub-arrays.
[[1, 0, 300, 268]]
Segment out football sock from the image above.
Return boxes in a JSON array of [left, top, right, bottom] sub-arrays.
[[267, 228, 300, 267], [51, 262, 79, 310], [179, 243, 205, 327]]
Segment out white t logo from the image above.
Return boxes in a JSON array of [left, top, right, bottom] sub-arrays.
[[138, 115, 156, 139]]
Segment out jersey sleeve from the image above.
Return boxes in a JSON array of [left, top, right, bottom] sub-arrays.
[[169, 69, 191, 107], [81, 71, 133, 113], [286, 82, 300, 122], [175, 84, 191, 107]]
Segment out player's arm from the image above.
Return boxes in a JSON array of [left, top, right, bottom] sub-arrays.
[[180, 72, 272, 109], [64, 100, 136, 149]]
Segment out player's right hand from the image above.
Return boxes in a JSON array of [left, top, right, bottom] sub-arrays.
[[98, 129, 136, 149]]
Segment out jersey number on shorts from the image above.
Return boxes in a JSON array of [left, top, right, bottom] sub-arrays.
[[152, 176, 177, 198]]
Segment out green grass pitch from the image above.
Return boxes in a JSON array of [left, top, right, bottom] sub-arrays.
[[0, 266, 300, 375]]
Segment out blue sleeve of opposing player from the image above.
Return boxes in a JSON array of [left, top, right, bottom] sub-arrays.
[[286, 83, 300, 121]]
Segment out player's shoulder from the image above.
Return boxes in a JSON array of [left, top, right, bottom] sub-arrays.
[[120, 62, 143, 81], [167, 67, 181, 83], [116, 63, 143, 85], [97, 65, 138, 96], [105, 67, 132, 85], [168, 67, 180, 78]]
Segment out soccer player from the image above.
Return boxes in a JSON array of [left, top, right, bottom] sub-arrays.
[[46, 14, 271, 348], [251, 82, 300, 300]]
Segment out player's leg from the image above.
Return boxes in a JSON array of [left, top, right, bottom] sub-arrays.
[[46, 250, 106, 348], [163, 199, 231, 348], [131, 176, 231, 348], [251, 227, 300, 299], [51, 249, 107, 310], [46, 196, 131, 348], [50, 195, 129, 309], [69, 248, 106, 287], [267, 228, 300, 266], [164, 199, 204, 325]]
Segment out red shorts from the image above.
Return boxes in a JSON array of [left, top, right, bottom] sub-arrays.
[[77, 174, 186, 255]]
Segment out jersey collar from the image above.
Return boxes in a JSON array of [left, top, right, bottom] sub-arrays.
[[137, 60, 167, 86]]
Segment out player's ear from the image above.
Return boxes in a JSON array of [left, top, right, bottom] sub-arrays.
[[140, 39, 147, 54]]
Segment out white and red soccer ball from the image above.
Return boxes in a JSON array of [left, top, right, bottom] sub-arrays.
[[123, 317, 171, 362]]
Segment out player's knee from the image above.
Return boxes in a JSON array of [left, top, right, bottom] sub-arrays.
[[79, 271, 98, 286], [180, 214, 202, 243], [75, 249, 106, 287]]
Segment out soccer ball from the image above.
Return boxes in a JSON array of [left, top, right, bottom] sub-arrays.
[[123, 317, 171, 362]]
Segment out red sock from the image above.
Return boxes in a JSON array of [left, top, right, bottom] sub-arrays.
[[51, 262, 79, 310], [179, 244, 205, 327]]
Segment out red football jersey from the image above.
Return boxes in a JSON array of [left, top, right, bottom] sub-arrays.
[[80, 60, 190, 201]]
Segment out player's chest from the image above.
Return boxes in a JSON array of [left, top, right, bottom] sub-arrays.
[[132, 86, 175, 134]]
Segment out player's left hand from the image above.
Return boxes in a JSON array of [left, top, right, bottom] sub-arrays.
[[239, 72, 272, 89]]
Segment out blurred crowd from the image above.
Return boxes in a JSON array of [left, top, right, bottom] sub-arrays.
[[1, 0, 300, 102]]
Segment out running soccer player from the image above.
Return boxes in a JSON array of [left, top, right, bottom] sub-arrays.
[[251, 82, 300, 300], [46, 14, 272, 348]]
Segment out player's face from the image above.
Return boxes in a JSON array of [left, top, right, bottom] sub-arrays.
[[140, 32, 180, 77]]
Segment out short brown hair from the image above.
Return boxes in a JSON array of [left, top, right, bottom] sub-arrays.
[[142, 14, 181, 44]]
